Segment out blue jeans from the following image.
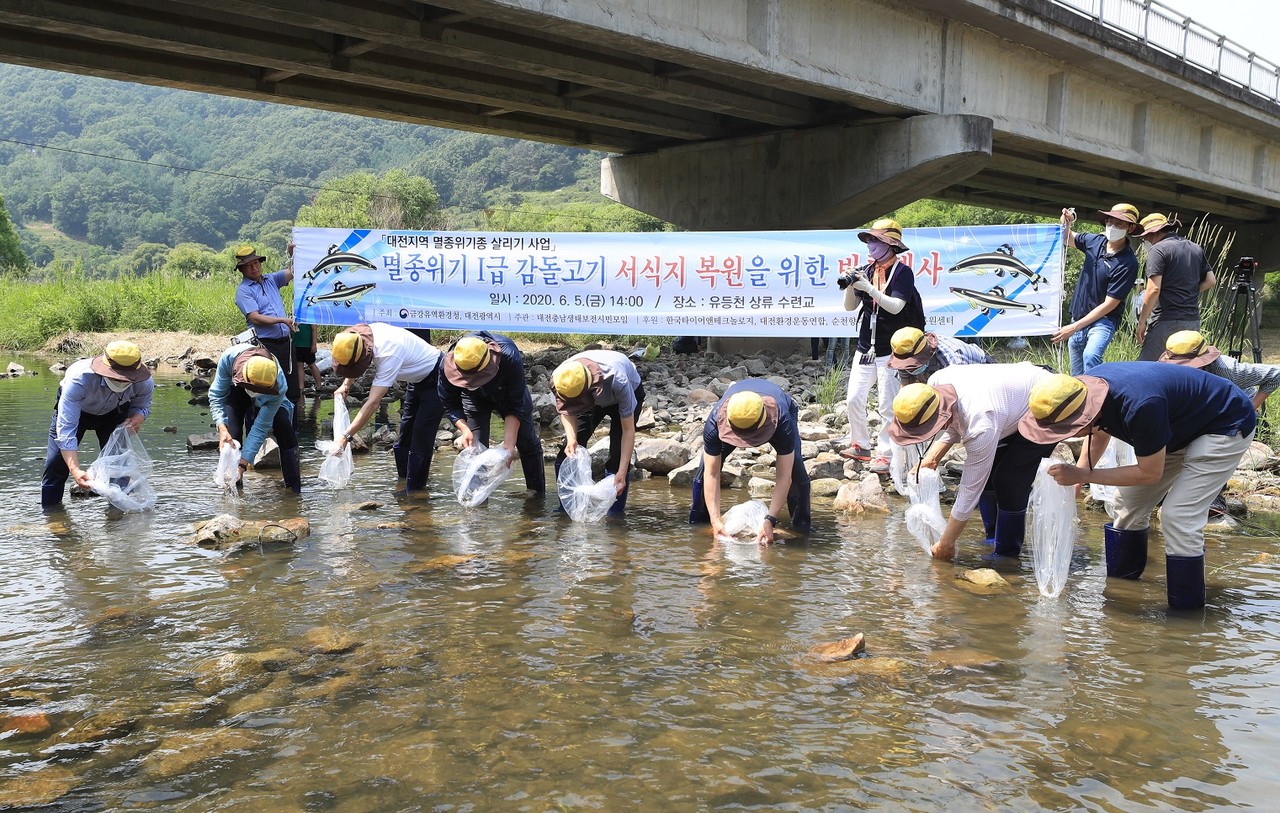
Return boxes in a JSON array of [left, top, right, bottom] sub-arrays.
[[1068, 319, 1116, 375]]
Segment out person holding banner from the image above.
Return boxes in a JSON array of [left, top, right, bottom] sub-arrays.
[[689, 378, 811, 544], [840, 218, 926, 474], [209, 343, 301, 493], [888, 363, 1057, 560], [885, 327, 992, 386], [233, 243, 301, 424], [551, 351, 644, 516], [440, 332, 546, 496], [329, 323, 445, 494], [1053, 205, 1141, 374]]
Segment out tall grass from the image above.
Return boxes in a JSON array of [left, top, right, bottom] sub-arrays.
[[0, 269, 244, 349]]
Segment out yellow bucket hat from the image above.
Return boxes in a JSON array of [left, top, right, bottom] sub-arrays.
[[91, 340, 151, 384], [1159, 330, 1220, 368], [1019, 374, 1109, 444], [857, 217, 909, 252], [552, 361, 589, 399], [887, 383, 955, 443]]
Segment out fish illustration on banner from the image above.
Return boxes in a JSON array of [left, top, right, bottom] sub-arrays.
[[292, 224, 1065, 339]]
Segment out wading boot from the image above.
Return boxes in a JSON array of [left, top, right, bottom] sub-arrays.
[[1166, 554, 1206, 610], [689, 476, 709, 524], [605, 469, 628, 516], [404, 452, 429, 492], [281, 446, 302, 493], [992, 509, 1026, 558], [1104, 524, 1148, 579], [978, 491, 998, 545]]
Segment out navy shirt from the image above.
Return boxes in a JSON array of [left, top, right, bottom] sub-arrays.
[[1070, 233, 1139, 326], [439, 331, 533, 423], [1090, 362, 1255, 456], [702, 379, 801, 457], [856, 261, 923, 356]]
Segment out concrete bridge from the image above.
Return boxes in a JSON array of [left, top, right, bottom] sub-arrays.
[[2, 0, 1278, 252]]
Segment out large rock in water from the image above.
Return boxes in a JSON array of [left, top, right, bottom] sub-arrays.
[[187, 433, 219, 451], [6, 362, 25, 376], [253, 437, 280, 469], [833, 473, 888, 513], [634, 438, 689, 475], [193, 514, 310, 552]]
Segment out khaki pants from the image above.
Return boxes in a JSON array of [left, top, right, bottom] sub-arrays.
[[1112, 431, 1253, 556]]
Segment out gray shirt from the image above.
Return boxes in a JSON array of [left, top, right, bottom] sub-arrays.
[[1145, 234, 1211, 322], [572, 350, 641, 417]]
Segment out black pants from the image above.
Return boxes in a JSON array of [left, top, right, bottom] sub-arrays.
[[41, 389, 128, 508], [396, 367, 446, 490], [982, 431, 1058, 513], [222, 385, 301, 491], [554, 383, 646, 475], [461, 389, 546, 494], [258, 335, 302, 425]]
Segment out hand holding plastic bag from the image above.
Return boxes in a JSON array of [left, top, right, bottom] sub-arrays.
[[720, 499, 769, 541], [1028, 459, 1078, 598], [1088, 440, 1135, 519], [315, 397, 354, 488], [556, 448, 616, 522], [86, 426, 157, 512], [214, 439, 241, 491], [903, 466, 947, 555], [452, 442, 513, 507]]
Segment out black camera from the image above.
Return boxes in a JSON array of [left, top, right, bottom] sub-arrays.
[[837, 269, 864, 290], [1234, 257, 1256, 285]]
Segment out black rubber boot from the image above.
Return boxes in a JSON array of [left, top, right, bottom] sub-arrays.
[[689, 475, 709, 524], [280, 446, 302, 493], [978, 491, 998, 544], [992, 509, 1026, 558], [605, 469, 628, 516], [1166, 554, 1206, 610], [1104, 523, 1148, 579], [405, 452, 428, 492]]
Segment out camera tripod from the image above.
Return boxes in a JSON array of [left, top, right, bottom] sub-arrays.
[[1211, 260, 1263, 363]]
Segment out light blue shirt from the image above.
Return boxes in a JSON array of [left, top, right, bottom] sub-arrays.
[[208, 343, 292, 464], [572, 350, 641, 417], [54, 358, 154, 451], [234, 270, 291, 340]]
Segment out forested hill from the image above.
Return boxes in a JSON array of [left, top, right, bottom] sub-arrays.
[[0, 63, 596, 261]]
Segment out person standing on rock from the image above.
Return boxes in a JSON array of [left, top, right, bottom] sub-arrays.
[[885, 327, 992, 386], [690, 378, 811, 544], [1134, 214, 1215, 361], [888, 363, 1056, 560], [1020, 364, 1255, 610], [439, 332, 545, 496], [550, 350, 644, 516], [233, 244, 301, 424], [329, 323, 445, 494], [41, 341, 154, 509], [208, 343, 301, 493], [1053, 204, 1141, 374], [840, 218, 926, 475]]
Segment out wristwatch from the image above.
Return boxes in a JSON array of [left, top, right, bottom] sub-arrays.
[[764, 514, 779, 527]]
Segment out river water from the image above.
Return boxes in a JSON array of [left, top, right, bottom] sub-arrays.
[[1, 361, 1278, 811]]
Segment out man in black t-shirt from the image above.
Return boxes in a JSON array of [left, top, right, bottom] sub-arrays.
[[1134, 213, 1216, 361]]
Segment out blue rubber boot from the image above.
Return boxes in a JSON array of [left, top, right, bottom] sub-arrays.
[[280, 446, 302, 493], [978, 491, 998, 545], [605, 469, 629, 516], [1104, 524, 1148, 579], [992, 509, 1026, 558], [1166, 554, 1206, 610]]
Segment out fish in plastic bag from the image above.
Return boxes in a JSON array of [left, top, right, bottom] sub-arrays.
[[1028, 458, 1078, 598], [556, 448, 616, 523], [902, 466, 946, 555], [1088, 439, 1136, 518], [315, 397, 354, 488], [720, 499, 769, 541], [889, 442, 922, 497], [452, 443, 513, 507], [86, 426, 157, 512], [214, 439, 241, 491]]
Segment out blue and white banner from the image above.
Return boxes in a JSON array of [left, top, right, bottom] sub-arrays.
[[292, 224, 1064, 338]]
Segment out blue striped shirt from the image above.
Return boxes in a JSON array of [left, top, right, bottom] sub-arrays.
[[54, 358, 154, 451]]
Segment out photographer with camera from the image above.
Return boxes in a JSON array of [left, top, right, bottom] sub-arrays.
[[1134, 213, 1216, 361], [838, 218, 925, 474]]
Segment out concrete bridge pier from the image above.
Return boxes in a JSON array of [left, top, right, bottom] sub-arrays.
[[601, 113, 993, 357]]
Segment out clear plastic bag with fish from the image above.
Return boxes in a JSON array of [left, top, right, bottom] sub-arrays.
[[315, 397, 354, 488], [889, 442, 923, 497], [902, 466, 946, 555], [452, 442, 512, 507], [556, 448, 616, 523], [86, 426, 157, 512], [1088, 439, 1136, 518], [721, 499, 769, 540], [1028, 458, 1078, 598], [214, 438, 241, 492]]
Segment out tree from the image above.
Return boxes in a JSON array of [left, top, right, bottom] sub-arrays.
[[295, 169, 441, 229], [0, 193, 27, 271], [162, 242, 225, 279]]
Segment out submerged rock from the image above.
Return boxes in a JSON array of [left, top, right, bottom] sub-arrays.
[[0, 766, 77, 808], [808, 632, 866, 662], [192, 514, 310, 551], [954, 568, 1013, 594], [302, 626, 360, 655]]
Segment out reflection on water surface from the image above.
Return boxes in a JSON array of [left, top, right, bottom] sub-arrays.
[[1, 363, 1277, 810]]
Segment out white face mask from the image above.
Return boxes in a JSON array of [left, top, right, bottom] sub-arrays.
[[1105, 223, 1129, 242], [104, 377, 132, 393]]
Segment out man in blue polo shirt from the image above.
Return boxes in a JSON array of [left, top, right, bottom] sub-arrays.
[[233, 244, 300, 422], [1052, 204, 1141, 374], [1021, 363, 1255, 610], [439, 332, 545, 496], [689, 378, 811, 544]]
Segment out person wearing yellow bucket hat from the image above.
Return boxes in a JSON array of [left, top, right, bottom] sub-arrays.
[[1159, 329, 1280, 409], [550, 350, 644, 515], [1053, 204, 1141, 374], [689, 379, 811, 544], [888, 363, 1056, 560], [41, 340, 155, 508], [1133, 213, 1216, 360], [440, 331, 545, 496], [208, 341, 301, 493], [328, 323, 445, 493], [841, 217, 926, 474], [1019, 361, 1256, 610], [884, 326, 993, 386]]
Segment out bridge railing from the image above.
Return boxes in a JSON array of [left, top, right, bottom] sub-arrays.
[[1053, 0, 1280, 101]]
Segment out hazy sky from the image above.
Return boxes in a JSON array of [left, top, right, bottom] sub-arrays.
[[1148, 0, 1280, 63]]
